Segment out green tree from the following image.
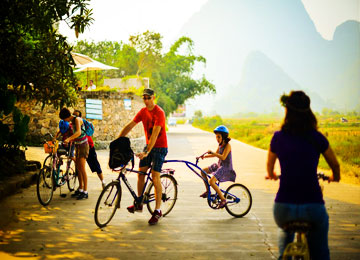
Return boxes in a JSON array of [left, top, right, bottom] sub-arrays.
[[154, 36, 215, 116], [74, 32, 215, 116], [73, 40, 139, 84], [129, 31, 163, 76], [0, 0, 93, 175], [1, 0, 93, 108], [194, 110, 203, 118]]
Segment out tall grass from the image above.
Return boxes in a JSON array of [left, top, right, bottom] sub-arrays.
[[193, 115, 360, 185]]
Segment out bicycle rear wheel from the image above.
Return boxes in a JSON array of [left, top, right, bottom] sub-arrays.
[[66, 162, 78, 192], [146, 174, 178, 216], [224, 183, 252, 218], [94, 181, 121, 228], [36, 163, 54, 206]]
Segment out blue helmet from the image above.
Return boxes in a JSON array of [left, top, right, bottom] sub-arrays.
[[59, 120, 69, 134], [214, 125, 229, 134]]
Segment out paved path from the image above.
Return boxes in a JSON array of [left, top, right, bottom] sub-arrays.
[[0, 124, 359, 259]]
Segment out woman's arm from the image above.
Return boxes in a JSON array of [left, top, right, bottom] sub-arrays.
[[65, 118, 81, 143], [266, 149, 278, 180], [322, 145, 340, 182]]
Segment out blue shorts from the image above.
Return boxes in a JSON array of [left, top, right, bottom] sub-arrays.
[[139, 147, 168, 173]]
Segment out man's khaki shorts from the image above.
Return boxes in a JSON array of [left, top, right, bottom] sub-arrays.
[[75, 142, 89, 159]]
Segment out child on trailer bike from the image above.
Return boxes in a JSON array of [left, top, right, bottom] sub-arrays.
[[266, 91, 340, 260], [199, 125, 236, 209]]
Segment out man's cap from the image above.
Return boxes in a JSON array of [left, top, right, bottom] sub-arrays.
[[143, 88, 154, 96]]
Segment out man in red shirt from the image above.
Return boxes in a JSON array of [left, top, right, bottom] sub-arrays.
[[119, 88, 168, 225]]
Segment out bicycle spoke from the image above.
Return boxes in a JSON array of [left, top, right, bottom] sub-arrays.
[[146, 174, 178, 216], [36, 166, 54, 206], [224, 184, 252, 218]]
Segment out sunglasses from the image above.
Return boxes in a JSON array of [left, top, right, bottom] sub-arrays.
[[143, 96, 152, 100]]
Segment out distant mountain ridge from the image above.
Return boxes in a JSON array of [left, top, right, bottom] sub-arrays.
[[179, 0, 360, 114]]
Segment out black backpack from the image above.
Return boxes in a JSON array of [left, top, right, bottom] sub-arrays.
[[108, 137, 134, 169]]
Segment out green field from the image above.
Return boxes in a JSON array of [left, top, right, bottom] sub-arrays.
[[193, 115, 360, 185]]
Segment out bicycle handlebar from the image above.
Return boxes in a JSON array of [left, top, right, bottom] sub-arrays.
[[195, 152, 211, 164], [265, 172, 330, 181]]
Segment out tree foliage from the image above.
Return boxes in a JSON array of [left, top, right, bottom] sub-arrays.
[[0, 0, 93, 154], [1, 0, 93, 109], [73, 40, 139, 83], [73, 32, 215, 116], [129, 31, 163, 76], [155, 36, 215, 115]]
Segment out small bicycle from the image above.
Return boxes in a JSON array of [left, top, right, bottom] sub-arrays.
[[281, 173, 330, 260], [94, 163, 178, 228], [164, 152, 253, 218], [36, 135, 78, 206]]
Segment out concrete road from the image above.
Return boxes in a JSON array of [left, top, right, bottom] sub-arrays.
[[0, 124, 359, 259]]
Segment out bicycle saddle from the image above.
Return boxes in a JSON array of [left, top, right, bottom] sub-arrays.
[[283, 221, 312, 233], [57, 148, 68, 156]]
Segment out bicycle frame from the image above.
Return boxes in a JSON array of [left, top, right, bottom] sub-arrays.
[[48, 141, 74, 187], [164, 158, 234, 206], [113, 166, 155, 205]]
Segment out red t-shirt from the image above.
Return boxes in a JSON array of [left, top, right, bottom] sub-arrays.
[[133, 105, 167, 148]]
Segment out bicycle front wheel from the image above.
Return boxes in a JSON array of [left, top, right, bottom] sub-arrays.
[[36, 165, 54, 206], [94, 181, 121, 228], [146, 174, 178, 216], [224, 183, 252, 218]]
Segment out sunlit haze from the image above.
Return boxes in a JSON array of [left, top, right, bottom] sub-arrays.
[[59, 0, 208, 48], [59, 0, 360, 116], [60, 0, 359, 44]]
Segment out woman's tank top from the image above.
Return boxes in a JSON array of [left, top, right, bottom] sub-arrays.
[[71, 117, 87, 145]]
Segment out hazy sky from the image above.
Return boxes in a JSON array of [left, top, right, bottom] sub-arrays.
[[59, 0, 360, 45], [302, 0, 360, 40], [59, 0, 208, 48]]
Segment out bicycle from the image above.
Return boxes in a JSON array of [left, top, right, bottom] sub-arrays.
[[36, 135, 78, 206], [164, 152, 252, 218], [269, 173, 330, 260], [94, 163, 178, 228]]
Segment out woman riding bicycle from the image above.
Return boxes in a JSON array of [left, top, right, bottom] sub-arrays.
[[266, 91, 340, 259]]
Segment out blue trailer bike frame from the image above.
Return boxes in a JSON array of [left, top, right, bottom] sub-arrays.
[[164, 152, 252, 218]]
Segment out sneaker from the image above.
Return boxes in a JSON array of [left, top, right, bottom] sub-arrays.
[[148, 210, 162, 225], [102, 182, 106, 189], [76, 192, 88, 200], [217, 199, 227, 209], [71, 189, 81, 198], [127, 204, 143, 213], [199, 191, 208, 198]]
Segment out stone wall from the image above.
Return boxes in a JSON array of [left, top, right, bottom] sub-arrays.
[[16, 91, 145, 149]]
